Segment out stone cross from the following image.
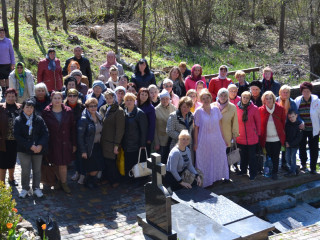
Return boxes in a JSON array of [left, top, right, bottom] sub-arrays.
[[147, 152, 166, 186]]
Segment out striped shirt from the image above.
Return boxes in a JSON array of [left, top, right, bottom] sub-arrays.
[[298, 98, 312, 131]]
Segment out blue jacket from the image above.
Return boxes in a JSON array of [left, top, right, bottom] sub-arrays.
[[77, 109, 103, 158], [139, 102, 156, 142]]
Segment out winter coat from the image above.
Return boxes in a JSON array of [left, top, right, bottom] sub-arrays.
[[236, 102, 261, 146], [122, 106, 148, 152], [209, 77, 233, 102], [100, 103, 125, 159], [260, 78, 281, 97], [166, 110, 194, 150], [154, 103, 176, 147], [9, 69, 35, 103], [0, 102, 21, 151], [131, 72, 156, 91], [37, 58, 63, 92], [77, 109, 103, 158], [65, 102, 85, 124], [139, 102, 156, 143], [62, 56, 93, 87], [42, 104, 76, 165], [32, 95, 51, 116], [14, 113, 49, 155], [213, 102, 239, 147], [259, 103, 286, 147], [235, 81, 250, 96], [295, 94, 320, 137], [285, 120, 303, 148]]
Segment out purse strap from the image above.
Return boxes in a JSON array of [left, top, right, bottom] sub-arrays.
[[137, 147, 148, 164]]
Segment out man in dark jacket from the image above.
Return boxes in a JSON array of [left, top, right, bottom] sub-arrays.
[[62, 46, 93, 87]]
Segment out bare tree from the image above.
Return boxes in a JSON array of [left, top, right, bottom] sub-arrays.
[[1, 0, 10, 37], [14, 0, 20, 49], [60, 0, 68, 32], [141, 0, 147, 58], [279, 0, 286, 53], [43, 0, 50, 30], [32, 0, 37, 35]]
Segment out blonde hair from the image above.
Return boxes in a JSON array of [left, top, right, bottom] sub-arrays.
[[186, 89, 197, 97], [279, 85, 291, 115], [179, 62, 187, 68], [199, 89, 212, 101], [235, 70, 245, 79], [261, 91, 276, 104], [148, 84, 158, 92], [279, 85, 291, 96], [178, 129, 191, 142], [241, 91, 251, 98], [109, 65, 119, 74], [124, 92, 137, 101]]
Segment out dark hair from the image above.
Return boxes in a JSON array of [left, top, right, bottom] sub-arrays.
[[47, 48, 55, 54], [288, 109, 297, 116], [300, 81, 313, 93], [22, 98, 36, 109], [5, 88, 17, 97], [134, 59, 150, 75], [64, 76, 77, 87], [0, 27, 6, 32], [120, 74, 129, 82], [137, 87, 150, 106], [127, 82, 137, 91], [74, 46, 82, 50]]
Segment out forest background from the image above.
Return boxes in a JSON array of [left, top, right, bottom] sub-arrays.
[[1, 0, 319, 84]]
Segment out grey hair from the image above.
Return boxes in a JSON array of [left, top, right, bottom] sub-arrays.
[[34, 82, 49, 95], [217, 87, 229, 98]]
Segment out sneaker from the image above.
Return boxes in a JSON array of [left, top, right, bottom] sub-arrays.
[[78, 175, 85, 184], [71, 172, 79, 181], [19, 189, 32, 198], [33, 188, 44, 198]]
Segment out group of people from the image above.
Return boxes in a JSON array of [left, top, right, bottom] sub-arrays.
[[0, 26, 319, 197]]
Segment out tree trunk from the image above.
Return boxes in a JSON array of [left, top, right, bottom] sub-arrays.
[[43, 0, 50, 30], [279, 0, 286, 53], [32, 0, 37, 35], [14, 0, 19, 49], [141, 0, 146, 58], [252, 0, 256, 23], [60, 0, 68, 32], [114, 2, 118, 55], [310, 0, 315, 36], [1, 0, 10, 37]]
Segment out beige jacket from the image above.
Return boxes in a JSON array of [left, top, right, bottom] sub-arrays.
[[154, 103, 176, 146]]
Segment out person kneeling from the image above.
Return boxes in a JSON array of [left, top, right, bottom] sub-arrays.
[[164, 130, 202, 191]]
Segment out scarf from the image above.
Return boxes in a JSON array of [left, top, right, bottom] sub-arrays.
[[46, 55, 56, 71], [218, 100, 228, 111], [238, 101, 251, 122], [107, 78, 119, 90], [218, 69, 227, 79], [15, 62, 26, 97], [266, 104, 275, 114], [23, 113, 33, 135]]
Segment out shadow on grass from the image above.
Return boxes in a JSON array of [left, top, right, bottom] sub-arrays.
[[33, 32, 47, 56], [14, 47, 24, 63]]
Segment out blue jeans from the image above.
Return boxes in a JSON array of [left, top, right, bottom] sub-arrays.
[[285, 147, 298, 173]]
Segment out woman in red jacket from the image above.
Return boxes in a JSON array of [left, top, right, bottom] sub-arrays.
[[37, 48, 63, 92], [236, 91, 261, 180], [259, 91, 286, 180]]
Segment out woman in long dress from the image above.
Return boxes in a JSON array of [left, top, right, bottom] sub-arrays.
[[194, 89, 229, 187]]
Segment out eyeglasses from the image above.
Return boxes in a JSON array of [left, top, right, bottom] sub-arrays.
[[68, 94, 78, 98], [88, 105, 98, 108], [164, 84, 173, 88]]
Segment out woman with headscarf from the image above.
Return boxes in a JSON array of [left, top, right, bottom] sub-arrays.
[[100, 90, 125, 187], [9, 62, 35, 103], [86, 80, 106, 111], [209, 65, 233, 102], [99, 51, 124, 80], [184, 64, 207, 92], [259, 67, 281, 97], [236, 91, 261, 180], [213, 88, 239, 172], [37, 48, 63, 92], [131, 59, 156, 91]]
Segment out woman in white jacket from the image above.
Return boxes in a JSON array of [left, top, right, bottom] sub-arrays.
[[9, 62, 35, 103], [295, 82, 320, 174]]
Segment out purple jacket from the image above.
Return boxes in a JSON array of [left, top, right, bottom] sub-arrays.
[[0, 38, 15, 65], [140, 102, 156, 142]]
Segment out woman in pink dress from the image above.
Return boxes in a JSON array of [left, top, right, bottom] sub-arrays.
[[194, 89, 229, 187]]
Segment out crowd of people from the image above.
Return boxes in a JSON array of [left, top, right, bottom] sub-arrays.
[[0, 26, 319, 198]]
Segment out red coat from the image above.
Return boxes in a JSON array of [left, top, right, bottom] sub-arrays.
[[209, 77, 233, 101], [236, 103, 261, 145], [37, 58, 63, 92], [42, 104, 76, 166], [259, 103, 286, 148]]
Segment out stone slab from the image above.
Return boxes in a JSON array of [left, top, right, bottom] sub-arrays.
[[285, 180, 320, 203], [224, 216, 275, 240], [273, 217, 303, 233], [258, 195, 296, 213], [171, 186, 218, 204], [191, 195, 254, 225]]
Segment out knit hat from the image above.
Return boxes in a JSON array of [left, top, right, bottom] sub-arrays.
[[114, 86, 126, 94], [70, 69, 82, 77], [249, 81, 262, 89], [159, 90, 170, 99], [300, 81, 313, 93], [92, 80, 106, 91]]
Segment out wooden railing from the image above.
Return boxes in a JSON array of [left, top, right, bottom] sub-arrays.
[[204, 67, 261, 82]]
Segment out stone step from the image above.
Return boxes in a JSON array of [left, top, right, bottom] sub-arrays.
[[273, 217, 303, 233], [258, 195, 296, 214], [266, 203, 320, 227], [285, 180, 320, 203]]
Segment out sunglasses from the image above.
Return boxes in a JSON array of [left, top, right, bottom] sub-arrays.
[[88, 105, 98, 108], [68, 94, 78, 98]]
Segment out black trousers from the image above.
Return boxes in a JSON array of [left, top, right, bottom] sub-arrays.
[[299, 131, 319, 171], [238, 144, 257, 178], [265, 141, 281, 174], [158, 145, 170, 164], [103, 157, 121, 184], [124, 150, 139, 177]]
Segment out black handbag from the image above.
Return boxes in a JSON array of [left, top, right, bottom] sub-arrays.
[[36, 216, 61, 240]]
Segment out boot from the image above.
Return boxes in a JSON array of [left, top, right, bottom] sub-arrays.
[[85, 176, 95, 189], [61, 182, 71, 193]]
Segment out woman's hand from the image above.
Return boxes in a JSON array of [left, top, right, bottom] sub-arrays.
[[299, 122, 305, 130], [196, 176, 202, 186], [30, 145, 37, 153], [180, 181, 192, 189], [193, 143, 198, 151], [73, 146, 77, 153], [82, 153, 88, 159], [114, 146, 119, 155], [35, 145, 42, 153]]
